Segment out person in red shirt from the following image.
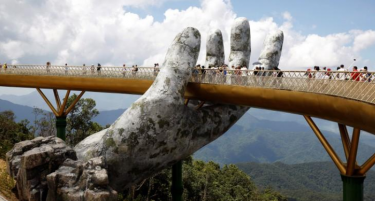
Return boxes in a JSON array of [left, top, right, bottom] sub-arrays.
[[351, 66, 361, 81]]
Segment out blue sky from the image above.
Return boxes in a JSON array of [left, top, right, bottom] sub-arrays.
[[127, 0, 375, 35], [124, 0, 375, 66]]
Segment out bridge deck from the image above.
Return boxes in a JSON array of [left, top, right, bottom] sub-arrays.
[[1, 65, 375, 134]]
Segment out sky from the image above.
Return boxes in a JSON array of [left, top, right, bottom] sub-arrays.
[[0, 0, 375, 95]]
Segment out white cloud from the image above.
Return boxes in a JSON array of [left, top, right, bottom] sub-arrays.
[[282, 11, 293, 21], [0, 0, 374, 76]]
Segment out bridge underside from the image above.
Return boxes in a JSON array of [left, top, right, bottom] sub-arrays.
[[1, 74, 375, 134]]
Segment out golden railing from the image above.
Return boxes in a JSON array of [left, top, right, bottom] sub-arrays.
[[1, 65, 374, 105]]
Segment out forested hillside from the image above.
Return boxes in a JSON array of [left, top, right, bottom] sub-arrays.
[[195, 113, 375, 165], [237, 161, 375, 201]]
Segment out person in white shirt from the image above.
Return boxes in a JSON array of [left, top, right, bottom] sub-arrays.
[[65, 63, 68, 75], [337, 64, 348, 80]]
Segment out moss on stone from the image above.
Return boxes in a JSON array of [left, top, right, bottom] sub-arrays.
[[118, 128, 125, 136], [105, 138, 116, 148], [157, 119, 170, 129]]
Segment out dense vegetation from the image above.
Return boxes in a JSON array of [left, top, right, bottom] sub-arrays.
[[65, 94, 104, 145], [0, 110, 34, 159], [237, 161, 375, 201], [119, 157, 287, 201]]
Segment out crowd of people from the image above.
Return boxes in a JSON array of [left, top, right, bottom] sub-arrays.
[[0, 61, 371, 83], [304, 64, 371, 82]]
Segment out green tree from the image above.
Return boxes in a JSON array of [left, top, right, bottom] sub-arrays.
[[65, 94, 101, 145], [0, 111, 33, 159], [31, 107, 56, 137], [117, 157, 285, 201]]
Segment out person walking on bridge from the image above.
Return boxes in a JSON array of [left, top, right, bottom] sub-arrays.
[[82, 64, 87, 75], [64, 63, 68, 75], [338, 64, 348, 80], [351, 66, 360, 81], [361, 66, 371, 82], [91, 64, 95, 74], [2, 63, 7, 72], [46, 61, 51, 73], [122, 64, 127, 77], [97, 63, 101, 75]]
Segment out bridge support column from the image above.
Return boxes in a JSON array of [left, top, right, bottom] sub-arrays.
[[341, 175, 365, 201], [37, 88, 85, 141], [56, 116, 67, 141], [171, 161, 183, 201], [303, 116, 375, 201]]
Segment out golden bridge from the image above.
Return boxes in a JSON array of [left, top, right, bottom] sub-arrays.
[[1, 65, 375, 200]]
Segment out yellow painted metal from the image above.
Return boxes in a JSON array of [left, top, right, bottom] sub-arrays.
[[359, 153, 375, 175], [59, 90, 71, 117], [184, 99, 190, 106], [339, 124, 351, 160], [304, 115, 346, 174], [195, 101, 205, 110], [36, 88, 59, 116], [1, 74, 375, 134], [53, 89, 61, 110], [64, 91, 85, 115], [346, 128, 361, 176]]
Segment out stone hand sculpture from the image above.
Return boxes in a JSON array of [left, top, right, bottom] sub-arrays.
[[74, 17, 284, 191], [7, 18, 284, 201]]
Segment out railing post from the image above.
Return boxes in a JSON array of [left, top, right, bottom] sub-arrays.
[[341, 175, 365, 201], [56, 116, 67, 141], [171, 161, 183, 201]]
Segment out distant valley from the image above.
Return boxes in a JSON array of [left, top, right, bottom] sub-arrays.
[[237, 161, 375, 201]]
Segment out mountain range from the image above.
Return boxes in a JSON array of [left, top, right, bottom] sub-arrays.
[[194, 112, 375, 165], [0, 90, 140, 111], [237, 161, 375, 201]]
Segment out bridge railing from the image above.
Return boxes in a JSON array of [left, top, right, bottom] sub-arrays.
[[1, 65, 374, 104]]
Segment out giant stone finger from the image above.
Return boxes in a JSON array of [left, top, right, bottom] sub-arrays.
[[205, 29, 225, 68], [258, 30, 284, 70], [229, 17, 251, 68]]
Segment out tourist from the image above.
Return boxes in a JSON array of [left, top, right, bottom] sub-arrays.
[[82, 64, 86, 75], [97, 63, 101, 75], [361, 66, 371, 82], [254, 67, 259, 76], [323, 68, 332, 80], [91, 64, 95, 74], [313, 66, 321, 79], [132, 65, 138, 75], [65, 63, 68, 75], [154, 63, 159, 76], [351, 66, 360, 81], [305, 68, 313, 79], [122, 64, 127, 77], [338, 64, 348, 80], [46, 62, 51, 73], [3, 63, 7, 72]]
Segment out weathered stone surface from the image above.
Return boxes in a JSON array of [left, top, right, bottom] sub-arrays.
[[229, 17, 251, 68], [258, 30, 284, 70], [74, 26, 249, 191], [205, 29, 225, 67], [46, 157, 117, 201], [5, 136, 77, 201]]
